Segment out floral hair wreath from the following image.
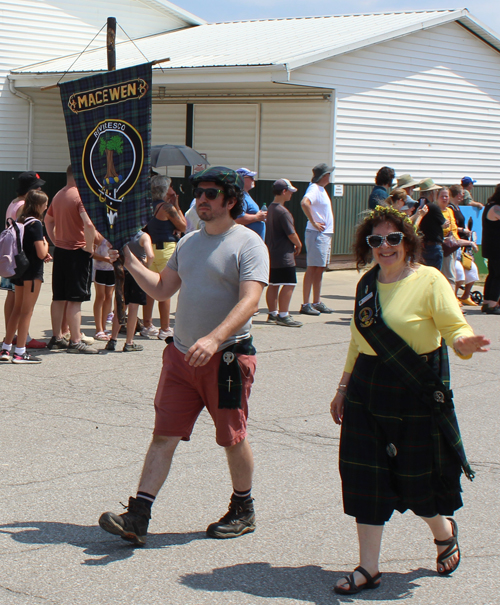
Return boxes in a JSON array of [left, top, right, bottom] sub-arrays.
[[365, 204, 415, 230]]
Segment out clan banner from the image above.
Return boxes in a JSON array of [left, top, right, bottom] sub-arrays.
[[59, 63, 152, 250]]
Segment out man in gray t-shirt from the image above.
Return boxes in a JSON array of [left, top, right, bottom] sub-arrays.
[[99, 167, 269, 546]]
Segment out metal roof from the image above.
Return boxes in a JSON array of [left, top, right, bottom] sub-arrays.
[[11, 8, 500, 76]]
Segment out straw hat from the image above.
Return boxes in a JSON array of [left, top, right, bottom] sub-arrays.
[[397, 174, 419, 189], [418, 178, 442, 192]]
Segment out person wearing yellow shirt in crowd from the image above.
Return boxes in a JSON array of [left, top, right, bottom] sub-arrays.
[[330, 205, 489, 595], [436, 187, 478, 294]]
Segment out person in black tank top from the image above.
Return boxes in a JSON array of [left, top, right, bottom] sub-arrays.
[[481, 184, 500, 313]]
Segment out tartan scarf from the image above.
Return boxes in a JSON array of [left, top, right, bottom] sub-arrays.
[[218, 336, 256, 409], [354, 265, 474, 480]]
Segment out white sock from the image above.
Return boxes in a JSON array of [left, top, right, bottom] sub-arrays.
[[26, 335, 32, 343], [15, 347, 26, 355], [2, 342, 12, 352], [279, 312, 289, 318], [269, 311, 278, 317]]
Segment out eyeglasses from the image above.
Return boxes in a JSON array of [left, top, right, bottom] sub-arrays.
[[366, 232, 404, 248], [193, 187, 224, 201]]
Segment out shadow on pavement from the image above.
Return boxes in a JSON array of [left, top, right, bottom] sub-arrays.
[[0, 522, 205, 566], [180, 562, 436, 604]]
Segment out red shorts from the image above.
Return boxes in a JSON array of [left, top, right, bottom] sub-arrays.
[[153, 343, 256, 447]]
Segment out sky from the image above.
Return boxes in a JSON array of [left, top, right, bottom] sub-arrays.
[[173, 1, 500, 37]]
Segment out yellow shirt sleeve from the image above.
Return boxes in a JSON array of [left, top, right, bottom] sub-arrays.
[[344, 265, 474, 373]]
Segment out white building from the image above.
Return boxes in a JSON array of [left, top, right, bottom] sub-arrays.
[[3, 5, 500, 251]]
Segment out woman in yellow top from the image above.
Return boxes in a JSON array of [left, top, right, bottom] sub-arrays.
[[438, 187, 478, 290], [330, 206, 489, 595]]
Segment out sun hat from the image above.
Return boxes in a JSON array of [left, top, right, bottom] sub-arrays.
[[311, 163, 334, 183], [397, 174, 419, 189], [418, 178, 442, 192]]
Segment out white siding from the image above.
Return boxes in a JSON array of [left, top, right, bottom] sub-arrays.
[[293, 22, 500, 184], [259, 101, 333, 181], [30, 88, 70, 170], [0, 0, 191, 170], [193, 104, 258, 171], [152, 103, 186, 178]]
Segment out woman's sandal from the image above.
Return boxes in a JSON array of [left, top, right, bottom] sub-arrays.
[[94, 331, 110, 341], [435, 517, 460, 575], [334, 565, 382, 595]]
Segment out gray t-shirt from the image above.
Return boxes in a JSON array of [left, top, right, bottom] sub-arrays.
[[168, 224, 269, 354]]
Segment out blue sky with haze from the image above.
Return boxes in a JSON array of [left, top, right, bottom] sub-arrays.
[[174, 1, 500, 36]]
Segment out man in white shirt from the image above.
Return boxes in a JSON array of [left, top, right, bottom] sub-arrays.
[[300, 163, 335, 316]]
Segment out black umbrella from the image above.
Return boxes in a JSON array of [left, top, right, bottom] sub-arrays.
[[151, 144, 210, 168]]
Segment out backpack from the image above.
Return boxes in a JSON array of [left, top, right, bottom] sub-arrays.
[[0, 217, 38, 279]]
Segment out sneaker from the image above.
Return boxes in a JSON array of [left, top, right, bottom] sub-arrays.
[[276, 315, 303, 328], [98, 497, 151, 547], [135, 318, 144, 334], [47, 336, 69, 350], [140, 325, 159, 338], [206, 495, 256, 539], [312, 301, 334, 314], [300, 303, 320, 316], [106, 313, 114, 324], [26, 338, 47, 349], [123, 343, 144, 352], [12, 352, 42, 364], [0, 349, 11, 362], [158, 328, 174, 340], [266, 314, 278, 323], [67, 341, 99, 354], [105, 338, 117, 351], [80, 332, 95, 345]]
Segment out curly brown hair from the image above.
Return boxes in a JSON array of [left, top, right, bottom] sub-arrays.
[[353, 206, 422, 270]]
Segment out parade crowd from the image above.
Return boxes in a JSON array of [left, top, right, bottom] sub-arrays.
[[0, 162, 495, 594]]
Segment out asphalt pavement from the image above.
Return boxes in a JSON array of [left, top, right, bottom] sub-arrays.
[[0, 266, 498, 605]]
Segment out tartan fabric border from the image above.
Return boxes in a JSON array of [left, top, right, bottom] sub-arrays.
[[59, 63, 152, 250]]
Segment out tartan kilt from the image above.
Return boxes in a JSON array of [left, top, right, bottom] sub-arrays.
[[340, 352, 463, 524]]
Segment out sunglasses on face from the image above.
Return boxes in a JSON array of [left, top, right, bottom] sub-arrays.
[[366, 232, 404, 248], [193, 187, 224, 201]]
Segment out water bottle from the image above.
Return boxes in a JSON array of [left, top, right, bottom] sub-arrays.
[[261, 203, 267, 212]]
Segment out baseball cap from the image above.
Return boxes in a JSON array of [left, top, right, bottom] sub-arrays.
[[273, 178, 297, 194], [17, 171, 45, 196], [189, 166, 244, 191], [311, 163, 334, 183], [236, 167, 257, 178], [461, 176, 477, 186]]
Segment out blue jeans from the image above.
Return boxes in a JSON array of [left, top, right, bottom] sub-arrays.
[[422, 243, 443, 271]]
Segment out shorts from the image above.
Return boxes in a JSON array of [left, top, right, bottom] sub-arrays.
[[153, 343, 256, 447], [52, 247, 92, 302], [124, 271, 146, 306], [150, 242, 176, 273], [269, 266, 297, 286], [305, 230, 332, 267], [0, 277, 14, 292], [95, 269, 115, 287]]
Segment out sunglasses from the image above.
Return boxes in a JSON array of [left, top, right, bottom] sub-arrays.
[[366, 232, 404, 248], [193, 187, 224, 201]]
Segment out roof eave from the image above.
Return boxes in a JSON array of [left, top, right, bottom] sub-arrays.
[[137, 0, 206, 26], [284, 8, 472, 71]]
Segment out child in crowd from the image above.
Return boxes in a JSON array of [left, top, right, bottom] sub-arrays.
[[0, 191, 51, 364], [106, 229, 154, 352], [92, 232, 115, 341]]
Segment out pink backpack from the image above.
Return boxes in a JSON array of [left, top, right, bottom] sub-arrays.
[[0, 217, 37, 279]]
